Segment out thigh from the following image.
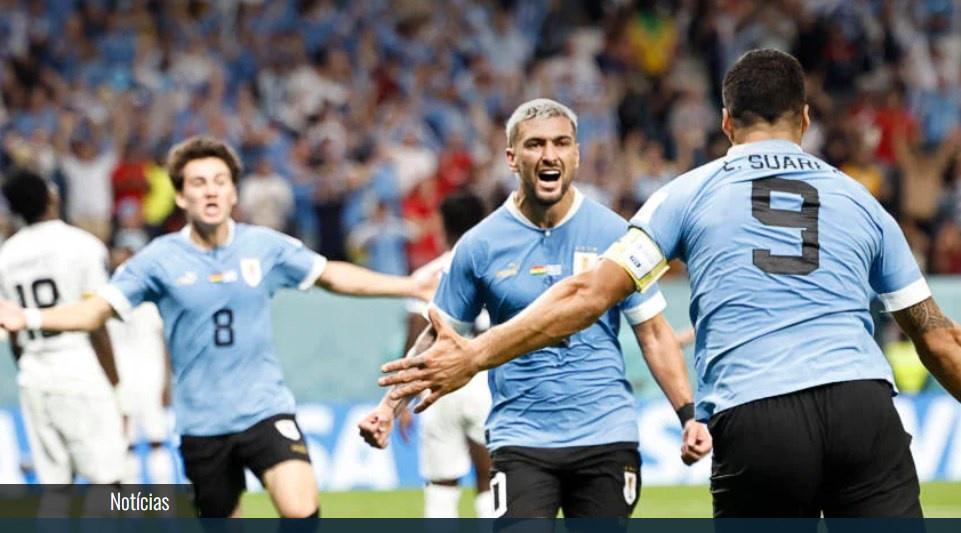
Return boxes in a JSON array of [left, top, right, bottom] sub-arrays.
[[419, 396, 471, 481], [822, 380, 922, 517], [561, 446, 640, 518], [261, 460, 319, 518], [709, 392, 823, 518], [179, 433, 245, 517], [491, 448, 562, 518], [19, 388, 71, 484], [50, 394, 127, 483]]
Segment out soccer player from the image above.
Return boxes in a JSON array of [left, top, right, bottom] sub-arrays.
[[380, 51, 961, 517], [373, 99, 711, 519], [359, 191, 494, 518], [0, 169, 127, 485], [0, 136, 432, 518]]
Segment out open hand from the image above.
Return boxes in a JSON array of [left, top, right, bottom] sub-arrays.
[[378, 307, 480, 413]]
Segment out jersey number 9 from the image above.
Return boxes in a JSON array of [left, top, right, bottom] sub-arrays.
[[751, 177, 820, 275]]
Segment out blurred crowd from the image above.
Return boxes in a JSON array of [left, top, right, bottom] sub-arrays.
[[1, 0, 961, 278]]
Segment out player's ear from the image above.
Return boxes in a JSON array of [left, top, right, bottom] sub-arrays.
[[505, 146, 518, 173], [721, 109, 734, 144], [800, 104, 810, 137], [174, 191, 187, 210]]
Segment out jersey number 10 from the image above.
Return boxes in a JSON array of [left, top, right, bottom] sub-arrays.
[[14, 278, 62, 340], [751, 177, 820, 276]]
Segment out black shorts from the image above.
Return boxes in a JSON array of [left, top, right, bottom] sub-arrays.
[[709, 379, 921, 518], [179, 413, 312, 517], [490, 442, 640, 518]]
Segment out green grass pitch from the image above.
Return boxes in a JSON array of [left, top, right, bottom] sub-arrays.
[[240, 482, 961, 518]]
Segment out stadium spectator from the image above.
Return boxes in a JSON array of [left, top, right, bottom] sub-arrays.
[[238, 156, 294, 232], [0, 136, 433, 518], [378, 99, 710, 518], [380, 50, 961, 518]]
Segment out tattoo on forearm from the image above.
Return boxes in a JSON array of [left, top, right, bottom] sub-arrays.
[[902, 298, 955, 335]]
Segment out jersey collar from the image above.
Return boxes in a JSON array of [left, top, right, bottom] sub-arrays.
[[180, 219, 236, 251], [727, 139, 804, 156], [505, 187, 584, 231]]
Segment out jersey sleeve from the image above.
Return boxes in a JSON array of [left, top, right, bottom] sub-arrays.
[[78, 238, 110, 296], [619, 282, 667, 325], [870, 209, 931, 312], [432, 242, 483, 335], [267, 232, 328, 291], [98, 250, 161, 320], [628, 180, 689, 260]]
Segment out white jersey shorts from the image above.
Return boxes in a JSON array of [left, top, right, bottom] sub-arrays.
[[19, 385, 127, 484], [418, 370, 491, 481]]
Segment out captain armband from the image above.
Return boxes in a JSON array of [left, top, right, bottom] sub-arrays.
[[601, 227, 669, 293]]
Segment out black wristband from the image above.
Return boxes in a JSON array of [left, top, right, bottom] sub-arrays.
[[675, 402, 695, 428]]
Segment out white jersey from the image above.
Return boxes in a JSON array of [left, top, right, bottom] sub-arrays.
[[0, 220, 113, 394]]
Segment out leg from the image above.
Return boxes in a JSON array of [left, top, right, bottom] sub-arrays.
[[19, 388, 72, 485], [468, 437, 494, 518], [491, 447, 563, 518], [822, 380, 923, 518], [419, 391, 471, 517], [180, 434, 246, 517], [261, 460, 319, 518], [708, 391, 823, 519], [239, 414, 318, 518], [55, 393, 127, 484], [560, 444, 640, 518]]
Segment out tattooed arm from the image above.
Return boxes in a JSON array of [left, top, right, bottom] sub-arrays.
[[892, 297, 961, 401]]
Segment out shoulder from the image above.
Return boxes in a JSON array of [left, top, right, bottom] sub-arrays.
[[239, 223, 306, 250], [451, 208, 507, 256], [63, 224, 109, 256]]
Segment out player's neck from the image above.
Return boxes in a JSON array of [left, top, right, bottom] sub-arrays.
[[514, 188, 575, 228], [188, 220, 232, 250], [731, 128, 803, 146]]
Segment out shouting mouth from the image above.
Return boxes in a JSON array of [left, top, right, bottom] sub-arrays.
[[538, 169, 561, 182]]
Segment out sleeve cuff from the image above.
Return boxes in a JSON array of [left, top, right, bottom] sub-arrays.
[[622, 291, 667, 325], [879, 278, 932, 312], [429, 303, 475, 336], [298, 254, 329, 290], [97, 284, 134, 321], [405, 297, 427, 316]]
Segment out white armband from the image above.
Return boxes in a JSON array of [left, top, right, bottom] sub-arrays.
[[24, 308, 43, 330], [602, 227, 669, 293]]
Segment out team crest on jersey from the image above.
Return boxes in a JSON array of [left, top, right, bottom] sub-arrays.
[[274, 419, 301, 441], [623, 469, 638, 505], [240, 258, 262, 287], [573, 251, 599, 275]]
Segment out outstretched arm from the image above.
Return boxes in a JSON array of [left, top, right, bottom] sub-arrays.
[[380, 259, 637, 411], [358, 324, 437, 449], [316, 261, 433, 301], [892, 297, 961, 401], [0, 296, 114, 334]]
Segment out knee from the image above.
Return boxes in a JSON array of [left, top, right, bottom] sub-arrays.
[[276, 496, 319, 518]]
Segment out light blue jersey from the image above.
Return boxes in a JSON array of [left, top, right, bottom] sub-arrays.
[[99, 221, 326, 436], [630, 140, 930, 421], [434, 189, 667, 450]]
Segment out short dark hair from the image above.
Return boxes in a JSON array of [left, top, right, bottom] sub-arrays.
[[722, 49, 806, 128], [2, 168, 51, 224], [440, 191, 486, 247], [166, 136, 243, 191]]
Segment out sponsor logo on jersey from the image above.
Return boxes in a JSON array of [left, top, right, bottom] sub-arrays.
[[529, 264, 562, 276], [241, 258, 262, 287], [175, 272, 197, 286], [274, 419, 301, 441]]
